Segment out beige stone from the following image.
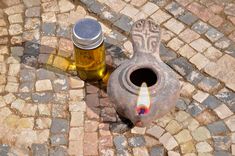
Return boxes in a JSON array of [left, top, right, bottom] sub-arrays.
[[159, 132, 178, 150], [167, 37, 184, 51], [69, 77, 84, 89], [214, 104, 233, 119], [35, 79, 53, 91], [69, 127, 84, 140], [190, 53, 210, 70], [164, 18, 185, 34], [151, 10, 171, 24], [178, 44, 196, 59], [192, 127, 211, 141], [68, 140, 83, 156], [180, 141, 196, 153], [120, 4, 139, 18], [204, 47, 222, 62], [165, 120, 183, 135], [174, 129, 192, 144], [204, 54, 235, 91], [190, 38, 211, 52], [8, 14, 23, 24], [104, 0, 126, 12], [36, 118, 51, 129], [69, 89, 84, 101], [179, 28, 200, 43], [133, 147, 149, 156], [70, 112, 84, 127], [141, 2, 159, 15], [192, 90, 209, 103], [38, 104, 51, 116], [58, 0, 75, 13]]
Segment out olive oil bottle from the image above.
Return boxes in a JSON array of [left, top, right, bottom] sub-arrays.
[[72, 18, 106, 81]]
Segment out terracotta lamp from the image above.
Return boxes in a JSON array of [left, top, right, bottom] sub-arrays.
[[107, 19, 180, 127]]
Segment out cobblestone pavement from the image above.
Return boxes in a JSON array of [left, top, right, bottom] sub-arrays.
[[0, 0, 235, 155]]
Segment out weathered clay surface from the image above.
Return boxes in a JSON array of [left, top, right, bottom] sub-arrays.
[[107, 19, 180, 127]]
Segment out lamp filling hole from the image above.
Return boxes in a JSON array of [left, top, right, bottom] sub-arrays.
[[130, 68, 157, 87]]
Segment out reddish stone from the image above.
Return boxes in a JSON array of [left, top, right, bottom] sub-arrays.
[[86, 94, 99, 107], [100, 98, 112, 107], [229, 31, 235, 43], [195, 110, 218, 125], [86, 107, 100, 119], [209, 15, 224, 27], [84, 133, 98, 156], [209, 4, 223, 14], [175, 0, 193, 7], [86, 85, 99, 94], [99, 135, 113, 150], [228, 16, 235, 25], [220, 21, 235, 35], [85, 120, 99, 132], [58, 38, 73, 58], [187, 2, 214, 22]]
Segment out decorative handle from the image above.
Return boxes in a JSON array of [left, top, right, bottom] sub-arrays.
[[131, 19, 161, 58]]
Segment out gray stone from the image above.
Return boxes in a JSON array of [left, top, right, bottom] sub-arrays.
[[150, 146, 165, 156], [31, 144, 48, 156], [20, 67, 36, 82], [51, 118, 69, 134], [50, 134, 68, 146], [165, 2, 185, 17], [89, 1, 106, 14], [150, 0, 168, 7], [116, 150, 131, 156], [19, 82, 34, 92], [52, 78, 68, 92], [205, 28, 224, 42], [24, 42, 40, 56], [213, 136, 231, 151], [167, 57, 194, 76], [11, 46, 24, 56], [114, 15, 133, 33], [186, 101, 205, 117], [80, 0, 95, 7], [25, 7, 41, 17], [32, 92, 54, 103], [159, 44, 177, 62], [42, 23, 56, 36], [100, 10, 120, 23], [114, 135, 127, 150], [23, 0, 40, 7], [216, 91, 235, 112], [192, 20, 210, 34], [214, 150, 232, 156], [49, 147, 68, 156], [202, 95, 221, 109], [0, 144, 9, 156], [207, 121, 229, 136], [225, 44, 235, 58], [56, 25, 71, 38], [197, 77, 220, 93], [16, 93, 31, 101], [215, 37, 231, 50], [176, 98, 187, 110], [36, 68, 56, 80], [128, 136, 146, 147], [52, 104, 67, 118], [186, 70, 204, 85], [108, 30, 127, 43], [178, 11, 198, 26], [21, 55, 38, 67]]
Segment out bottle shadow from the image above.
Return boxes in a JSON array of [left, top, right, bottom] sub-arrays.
[[16, 40, 134, 133]]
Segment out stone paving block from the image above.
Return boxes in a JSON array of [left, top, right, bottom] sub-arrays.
[[159, 132, 178, 150], [207, 121, 229, 136], [4, 4, 24, 15], [225, 44, 235, 58], [214, 150, 232, 156], [9, 24, 23, 36], [120, 4, 139, 18], [204, 47, 223, 62], [84, 132, 98, 155], [51, 134, 68, 146], [25, 7, 41, 17], [177, 44, 196, 59], [57, 25, 71, 38], [42, 12, 57, 23], [131, 127, 146, 135], [213, 136, 231, 151], [190, 38, 211, 52], [150, 146, 165, 156], [209, 15, 224, 28], [70, 111, 84, 127], [192, 90, 209, 103], [8, 14, 23, 24], [167, 37, 184, 51], [89, 1, 106, 15], [186, 70, 204, 85], [215, 91, 235, 112], [164, 18, 185, 34], [165, 2, 185, 17], [197, 77, 221, 93], [225, 115, 235, 131], [68, 140, 83, 155], [190, 53, 210, 70], [196, 141, 213, 153], [215, 37, 231, 50], [50, 147, 68, 156], [146, 125, 165, 139], [179, 28, 200, 43], [133, 147, 149, 156], [202, 95, 222, 109], [114, 135, 127, 151], [186, 101, 205, 117], [31, 144, 48, 156], [205, 28, 224, 42], [178, 11, 198, 26], [175, 99, 187, 110], [128, 136, 146, 147], [191, 20, 210, 34], [168, 57, 194, 76], [180, 141, 195, 154], [104, 0, 126, 12], [50, 118, 69, 134], [151, 10, 171, 25], [41, 23, 56, 36], [191, 126, 211, 141], [159, 44, 177, 62], [141, 2, 159, 16], [0, 144, 9, 156], [58, 0, 75, 13], [165, 120, 182, 135], [114, 15, 133, 33], [100, 10, 120, 23], [35, 79, 53, 91], [174, 129, 192, 144]]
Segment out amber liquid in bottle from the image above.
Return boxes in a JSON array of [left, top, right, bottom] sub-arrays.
[[74, 43, 106, 81]]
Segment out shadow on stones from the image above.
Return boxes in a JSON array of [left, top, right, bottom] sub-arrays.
[[15, 40, 134, 133]]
